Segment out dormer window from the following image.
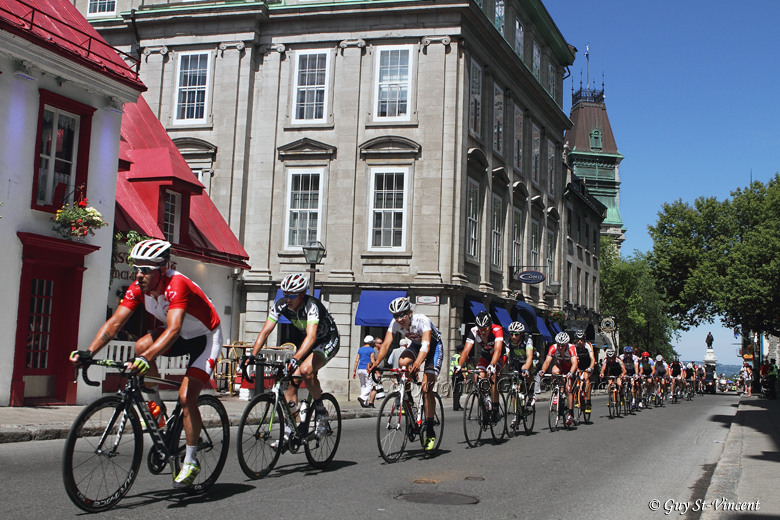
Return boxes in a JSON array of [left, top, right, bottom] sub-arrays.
[[163, 190, 181, 243], [590, 129, 602, 150]]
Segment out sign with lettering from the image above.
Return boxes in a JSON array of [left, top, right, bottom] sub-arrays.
[[516, 270, 545, 284]]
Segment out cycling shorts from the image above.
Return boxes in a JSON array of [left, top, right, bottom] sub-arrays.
[[160, 325, 223, 386], [477, 355, 507, 372], [400, 340, 443, 376], [305, 329, 341, 365]]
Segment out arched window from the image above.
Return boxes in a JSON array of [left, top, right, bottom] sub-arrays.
[[589, 129, 602, 150]]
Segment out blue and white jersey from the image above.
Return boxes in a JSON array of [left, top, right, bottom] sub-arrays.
[[388, 313, 442, 346]]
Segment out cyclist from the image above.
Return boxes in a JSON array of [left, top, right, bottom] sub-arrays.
[[573, 331, 596, 413], [669, 355, 684, 398], [696, 363, 706, 393], [600, 348, 626, 399], [620, 346, 640, 410], [538, 332, 579, 427], [370, 297, 443, 451], [507, 321, 535, 410], [639, 351, 655, 400], [684, 362, 696, 396], [243, 273, 340, 448], [70, 239, 223, 488], [652, 354, 670, 399], [455, 311, 505, 424]]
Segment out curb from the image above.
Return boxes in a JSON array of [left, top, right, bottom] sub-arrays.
[[699, 402, 744, 520]]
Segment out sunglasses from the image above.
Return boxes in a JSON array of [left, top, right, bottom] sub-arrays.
[[284, 292, 303, 298], [510, 333, 523, 337], [478, 327, 490, 332], [133, 265, 161, 275], [392, 312, 408, 320]]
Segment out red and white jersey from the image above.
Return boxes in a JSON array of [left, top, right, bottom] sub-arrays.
[[547, 343, 578, 367], [120, 270, 220, 339], [465, 324, 504, 363]]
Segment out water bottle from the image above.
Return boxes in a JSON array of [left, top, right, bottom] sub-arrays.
[[147, 401, 165, 428], [299, 401, 308, 424], [484, 396, 492, 411], [288, 400, 300, 425]]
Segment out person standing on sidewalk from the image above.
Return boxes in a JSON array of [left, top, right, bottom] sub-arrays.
[[353, 335, 376, 407], [768, 359, 778, 400], [741, 362, 753, 397]]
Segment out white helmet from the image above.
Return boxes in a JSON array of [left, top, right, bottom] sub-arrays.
[[686, 362, 693, 369], [508, 321, 525, 334], [130, 239, 171, 263], [574, 330, 585, 340], [280, 273, 309, 294], [555, 332, 570, 345], [388, 297, 411, 315], [656, 354, 664, 362], [605, 348, 616, 357]]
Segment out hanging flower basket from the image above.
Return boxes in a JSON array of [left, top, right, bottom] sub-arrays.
[[549, 310, 566, 325], [51, 198, 108, 241]]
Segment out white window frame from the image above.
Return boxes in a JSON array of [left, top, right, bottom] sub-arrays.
[[511, 207, 523, 268], [532, 42, 541, 80], [173, 51, 212, 126], [514, 18, 524, 60], [494, 0, 505, 36], [163, 190, 182, 243], [513, 105, 523, 171], [87, 0, 116, 17], [285, 168, 323, 249], [547, 139, 556, 196], [493, 83, 504, 155], [530, 219, 540, 268], [547, 229, 555, 282], [491, 194, 503, 268], [469, 60, 482, 138], [548, 62, 557, 98], [466, 179, 480, 258], [373, 45, 414, 123], [532, 124, 540, 184], [37, 106, 80, 206], [291, 51, 331, 124], [368, 166, 409, 251]]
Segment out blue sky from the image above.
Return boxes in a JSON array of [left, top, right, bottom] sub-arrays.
[[544, 0, 780, 365]]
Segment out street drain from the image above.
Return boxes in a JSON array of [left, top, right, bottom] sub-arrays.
[[413, 478, 438, 484], [464, 476, 485, 481], [397, 493, 479, 505]]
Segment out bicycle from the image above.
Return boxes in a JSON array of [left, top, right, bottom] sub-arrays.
[[236, 359, 341, 479], [505, 369, 536, 436], [547, 374, 574, 431], [463, 368, 507, 446], [572, 371, 591, 425], [62, 359, 230, 513], [376, 367, 444, 462], [606, 375, 620, 419]]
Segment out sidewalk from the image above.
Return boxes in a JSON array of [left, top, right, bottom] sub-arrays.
[[699, 397, 780, 519]]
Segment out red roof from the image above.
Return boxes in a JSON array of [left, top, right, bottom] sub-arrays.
[[0, 0, 145, 90], [117, 95, 250, 270]]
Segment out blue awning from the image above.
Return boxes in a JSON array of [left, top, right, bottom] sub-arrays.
[[491, 305, 513, 330], [550, 321, 562, 334], [273, 289, 321, 324], [514, 300, 537, 326], [355, 290, 407, 327], [536, 316, 553, 343], [466, 298, 487, 320]]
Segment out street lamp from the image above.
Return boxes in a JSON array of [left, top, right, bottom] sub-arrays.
[[301, 240, 326, 295]]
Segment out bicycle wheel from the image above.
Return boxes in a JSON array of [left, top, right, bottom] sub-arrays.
[[607, 388, 616, 419], [523, 397, 536, 434], [171, 394, 230, 493], [463, 391, 483, 447], [582, 389, 592, 423], [548, 387, 560, 432], [303, 393, 342, 469], [62, 395, 143, 513], [377, 392, 408, 463], [506, 390, 520, 438], [489, 391, 507, 442], [237, 393, 283, 479], [419, 392, 444, 453]]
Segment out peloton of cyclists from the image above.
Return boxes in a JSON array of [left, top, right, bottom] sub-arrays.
[[538, 332, 579, 427]]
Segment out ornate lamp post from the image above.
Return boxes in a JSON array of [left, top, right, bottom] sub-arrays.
[[301, 240, 326, 295]]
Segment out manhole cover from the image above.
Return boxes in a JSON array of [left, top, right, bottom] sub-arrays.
[[397, 493, 479, 505], [464, 476, 485, 481], [413, 478, 438, 484]]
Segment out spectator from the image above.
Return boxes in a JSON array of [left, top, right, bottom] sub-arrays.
[[450, 344, 464, 411], [768, 358, 778, 400], [388, 338, 410, 370], [353, 335, 376, 407]]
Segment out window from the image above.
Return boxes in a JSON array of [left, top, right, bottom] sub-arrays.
[[585, 222, 590, 249], [576, 267, 581, 305], [469, 60, 482, 137], [87, 0, 115, 16], [577, 215, 582, 242], [292, 51, 330, 123], [163, 191, 181, 243], [514, 19, 524, 59], [593, 228, 598, 252], [369, 167, 408, 250], [511, 208, 523, 268], [532, 124, 540, 184], [466, 179, 480, 258], [286, 169, 322, 248], [374, 46, 413, 122], [491, 195, 503, 268], [36, 107, 79, 207], [530, 219, 540, 268], [566, 262, 572, 301], [547, 229, 555, 282], [547, 63, 557, 98], [174, 52, 211, 124], [566, 207, 572, 237], [590, 129, 602, 150], [26, 278, 54, 370], [532, 42, 541, 80], [494, 0, 505, 36], [513, 105, 523, 171], [547, 139, 556, 196], [493, 84, 504, 154], [585, 272, 590, 308], [593, 276, 598, 310], [192, 169, 211, 195]]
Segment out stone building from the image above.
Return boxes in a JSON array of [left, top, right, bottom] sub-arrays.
[[79, 0, 577, 394]]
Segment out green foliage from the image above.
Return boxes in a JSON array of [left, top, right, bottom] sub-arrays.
[[110, 231, 152, 287]]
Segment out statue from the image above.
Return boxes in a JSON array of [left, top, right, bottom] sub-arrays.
[[706, 332, 713, 349]]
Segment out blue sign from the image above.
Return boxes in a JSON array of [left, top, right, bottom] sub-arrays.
[[516, 270, 545, 284]]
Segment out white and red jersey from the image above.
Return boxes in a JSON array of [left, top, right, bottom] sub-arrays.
[[465, 324, 504, 363], [547, 343, 578, 369], [120, 270, 220, 339]]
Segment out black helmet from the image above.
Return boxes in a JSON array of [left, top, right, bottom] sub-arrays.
[[475, 311, 491, 328]]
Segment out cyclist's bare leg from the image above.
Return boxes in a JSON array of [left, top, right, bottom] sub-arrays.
[[422, 372, 436, 419], [285, 352, 327, 405], [179, 376, 204, 447]]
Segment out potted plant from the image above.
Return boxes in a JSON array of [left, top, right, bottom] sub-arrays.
[[549, 310, 566, 326], [52, 197, 108, 241]]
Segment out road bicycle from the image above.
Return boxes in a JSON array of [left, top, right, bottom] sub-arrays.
[[621, 376, 634, 415], [376, 368, 444, 463], [463, 368, 507, 446], [62, 359, 230, 513], [504, 369, 536, 436], [236, 359, 341, 478], [547, 374, 575, 431], [605, 375, 621, 419], [571, 371, 591, 425], [655, 378, 668, 407], [686, 380, 696, 401]]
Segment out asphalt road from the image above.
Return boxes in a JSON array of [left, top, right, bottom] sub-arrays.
[[0, 392, 739, 519]]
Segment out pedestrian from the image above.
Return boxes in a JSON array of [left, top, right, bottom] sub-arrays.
[[388, 338, 410, 370], [740, 362, 753, 397], [768, 358, 778, 400], [353, 335, 375, 407], [368, 337, 386, 406], [450, 343, 464, 411]]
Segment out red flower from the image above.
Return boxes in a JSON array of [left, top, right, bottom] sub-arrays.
[[77, 219, 83, 224], [78, 200, 87, 208]]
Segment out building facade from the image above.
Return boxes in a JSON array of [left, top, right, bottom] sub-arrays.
[[79, 0, 577, 394]]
